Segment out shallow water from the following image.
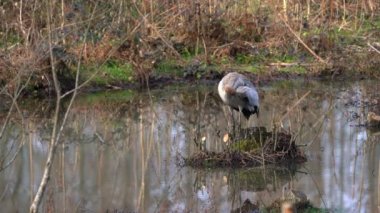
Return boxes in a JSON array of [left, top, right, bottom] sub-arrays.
[[0, 79, 379, 212]]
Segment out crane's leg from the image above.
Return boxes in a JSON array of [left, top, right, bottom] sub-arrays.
[[238, 107, 243, 151], [238, 107, 243, 131], [229, 107, 236, 134], [238, 108, 249, 139]]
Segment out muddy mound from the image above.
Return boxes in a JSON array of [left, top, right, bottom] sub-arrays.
[[183, 127, 306, 168]]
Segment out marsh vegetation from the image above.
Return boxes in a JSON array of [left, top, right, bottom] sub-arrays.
[[0, 0, 379, 93], [1, 0, 380, 212]]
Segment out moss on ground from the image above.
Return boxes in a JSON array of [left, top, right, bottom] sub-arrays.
[[81, 60, 134, 86], [230, 138, 263, 151], [278, 65, 307, 74], [0, 32, 22, 48], [155, 60, 182, 76]]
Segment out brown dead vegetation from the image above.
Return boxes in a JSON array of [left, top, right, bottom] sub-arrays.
[[0, 0, 379, 93]]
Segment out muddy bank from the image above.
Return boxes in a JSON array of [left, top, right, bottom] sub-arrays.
[[7, 59, 378, 99], [1, 0, 379, 99], [1, 26, 380, 98], [2, 20, 380, 98]]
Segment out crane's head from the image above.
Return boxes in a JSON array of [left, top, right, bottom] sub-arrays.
[[248, 88, 259, 118], [239, 87, 259, 119]]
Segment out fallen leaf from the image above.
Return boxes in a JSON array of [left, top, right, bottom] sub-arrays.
[[223, 133, 229, 143]]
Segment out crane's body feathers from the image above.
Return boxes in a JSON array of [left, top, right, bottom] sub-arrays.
[[218, 72, 259, 119]]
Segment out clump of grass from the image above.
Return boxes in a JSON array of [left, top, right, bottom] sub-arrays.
[[278, 65, 307, 74], [100, 61, 133, 81], [154, 60, 182, 76], [182, 127, 306, 168], [229, 138, 262, 151], [82, 60, 134, 85], [240, 65, 265, 74]]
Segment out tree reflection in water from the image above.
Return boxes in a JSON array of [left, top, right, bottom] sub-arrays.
[[0, 81, 379, 212]]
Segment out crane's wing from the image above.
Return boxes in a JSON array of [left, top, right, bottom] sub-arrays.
[[235, 86, 250, 103], [235, 75, 254, 88], [222, 72, 254, 94]]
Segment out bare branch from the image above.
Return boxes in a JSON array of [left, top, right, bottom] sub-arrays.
[[368, 43, 380, 54], [30, 2, 98, 212], [60, 20, 143, 99], [30, 0, 62, 211], [279, 14, 329, 65]]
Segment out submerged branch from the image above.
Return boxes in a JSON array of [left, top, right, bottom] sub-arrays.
[[278, 91, 311, 123]]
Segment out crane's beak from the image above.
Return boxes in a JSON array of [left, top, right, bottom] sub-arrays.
[[254, 106, 259, 118]]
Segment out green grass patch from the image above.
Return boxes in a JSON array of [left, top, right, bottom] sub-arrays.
[[235, 53, 267, 64], [155, 60, 182, 76], [278, 65, 307, 74], [356, 16, 380, 34], [303, 17, 380, 47], [101, 60, 133, 81], [230, 139, 262, 152], [239, 65, 266, 74], [180, 47, 204, 60], [0, 32, 22, 48], [327, 27, 362, 46], [81, 60, 134, 85], [273, 54, 298, 63]]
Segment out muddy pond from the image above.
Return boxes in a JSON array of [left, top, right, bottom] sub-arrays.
[[0, 79, 379, 212]]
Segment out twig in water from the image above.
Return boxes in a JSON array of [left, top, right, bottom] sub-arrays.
[[278, 91, 311, 123]]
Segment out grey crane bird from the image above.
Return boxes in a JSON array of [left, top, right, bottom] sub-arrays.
[[218, 72, 259, 121]]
